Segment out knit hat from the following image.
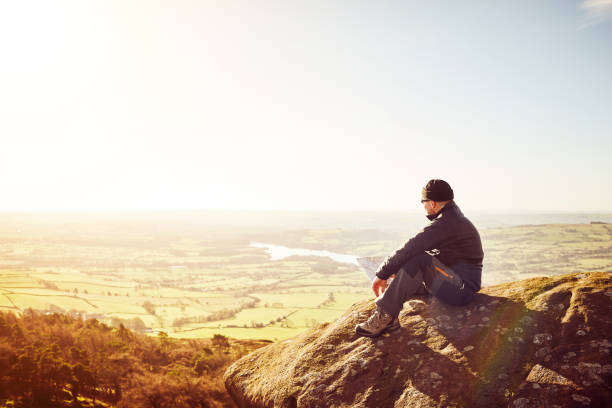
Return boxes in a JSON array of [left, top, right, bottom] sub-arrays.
[[422, 179, 454, 202]]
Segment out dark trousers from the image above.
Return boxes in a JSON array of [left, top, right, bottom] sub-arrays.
[[376, 252, 475, 318]]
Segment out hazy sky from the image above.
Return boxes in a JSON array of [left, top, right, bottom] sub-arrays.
[[1, 1, 611, 212]]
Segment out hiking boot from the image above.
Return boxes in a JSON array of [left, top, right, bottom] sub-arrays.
[[355, 306, 400, 337]]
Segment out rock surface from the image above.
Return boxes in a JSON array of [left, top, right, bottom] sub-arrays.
[[224, 272, 612, 407]]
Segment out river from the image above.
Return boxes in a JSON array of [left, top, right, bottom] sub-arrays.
[[250, 242, 359, 265]]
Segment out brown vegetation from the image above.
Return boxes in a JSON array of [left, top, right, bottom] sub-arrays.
[[0, 310, 268, 408]]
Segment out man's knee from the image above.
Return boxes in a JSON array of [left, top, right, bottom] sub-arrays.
[[400, 252, 433, 278]]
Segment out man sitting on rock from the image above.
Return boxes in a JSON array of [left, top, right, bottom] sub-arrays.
[[356, 179, 484, 337]]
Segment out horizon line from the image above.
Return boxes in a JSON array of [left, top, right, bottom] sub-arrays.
[[0, 208, 611, 215]]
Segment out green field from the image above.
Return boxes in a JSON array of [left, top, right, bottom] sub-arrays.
[[480, 223, 612, 285], [0, 213, 610, 341]]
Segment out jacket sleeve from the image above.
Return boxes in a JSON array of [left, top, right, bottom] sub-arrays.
[[375, 220, 449, 280]]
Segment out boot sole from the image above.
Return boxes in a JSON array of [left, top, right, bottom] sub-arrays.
[[355, 322, 401, 338]]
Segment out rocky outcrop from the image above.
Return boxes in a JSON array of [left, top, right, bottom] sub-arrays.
[[224, 272, 612, 407]]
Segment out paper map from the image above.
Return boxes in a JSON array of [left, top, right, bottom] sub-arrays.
[[356, 255, 386, 282]]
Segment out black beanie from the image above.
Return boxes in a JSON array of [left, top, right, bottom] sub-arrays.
[[422, 179, 454, 202]]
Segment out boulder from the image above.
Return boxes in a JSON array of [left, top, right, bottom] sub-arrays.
[[224, 272, 612, 407]]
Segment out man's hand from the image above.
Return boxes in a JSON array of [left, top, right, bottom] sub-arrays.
[[372, 277, 388, 297]]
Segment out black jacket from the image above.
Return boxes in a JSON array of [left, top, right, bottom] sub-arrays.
[[375, 201, 484, 291]]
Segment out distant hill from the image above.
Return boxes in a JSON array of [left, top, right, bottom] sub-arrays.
[[0, 310, 268, 407]]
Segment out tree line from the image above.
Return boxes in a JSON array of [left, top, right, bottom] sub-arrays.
[[172, 298, 259, 328]]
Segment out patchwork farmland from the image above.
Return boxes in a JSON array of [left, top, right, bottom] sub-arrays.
[[0, 212, 610, 340]]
